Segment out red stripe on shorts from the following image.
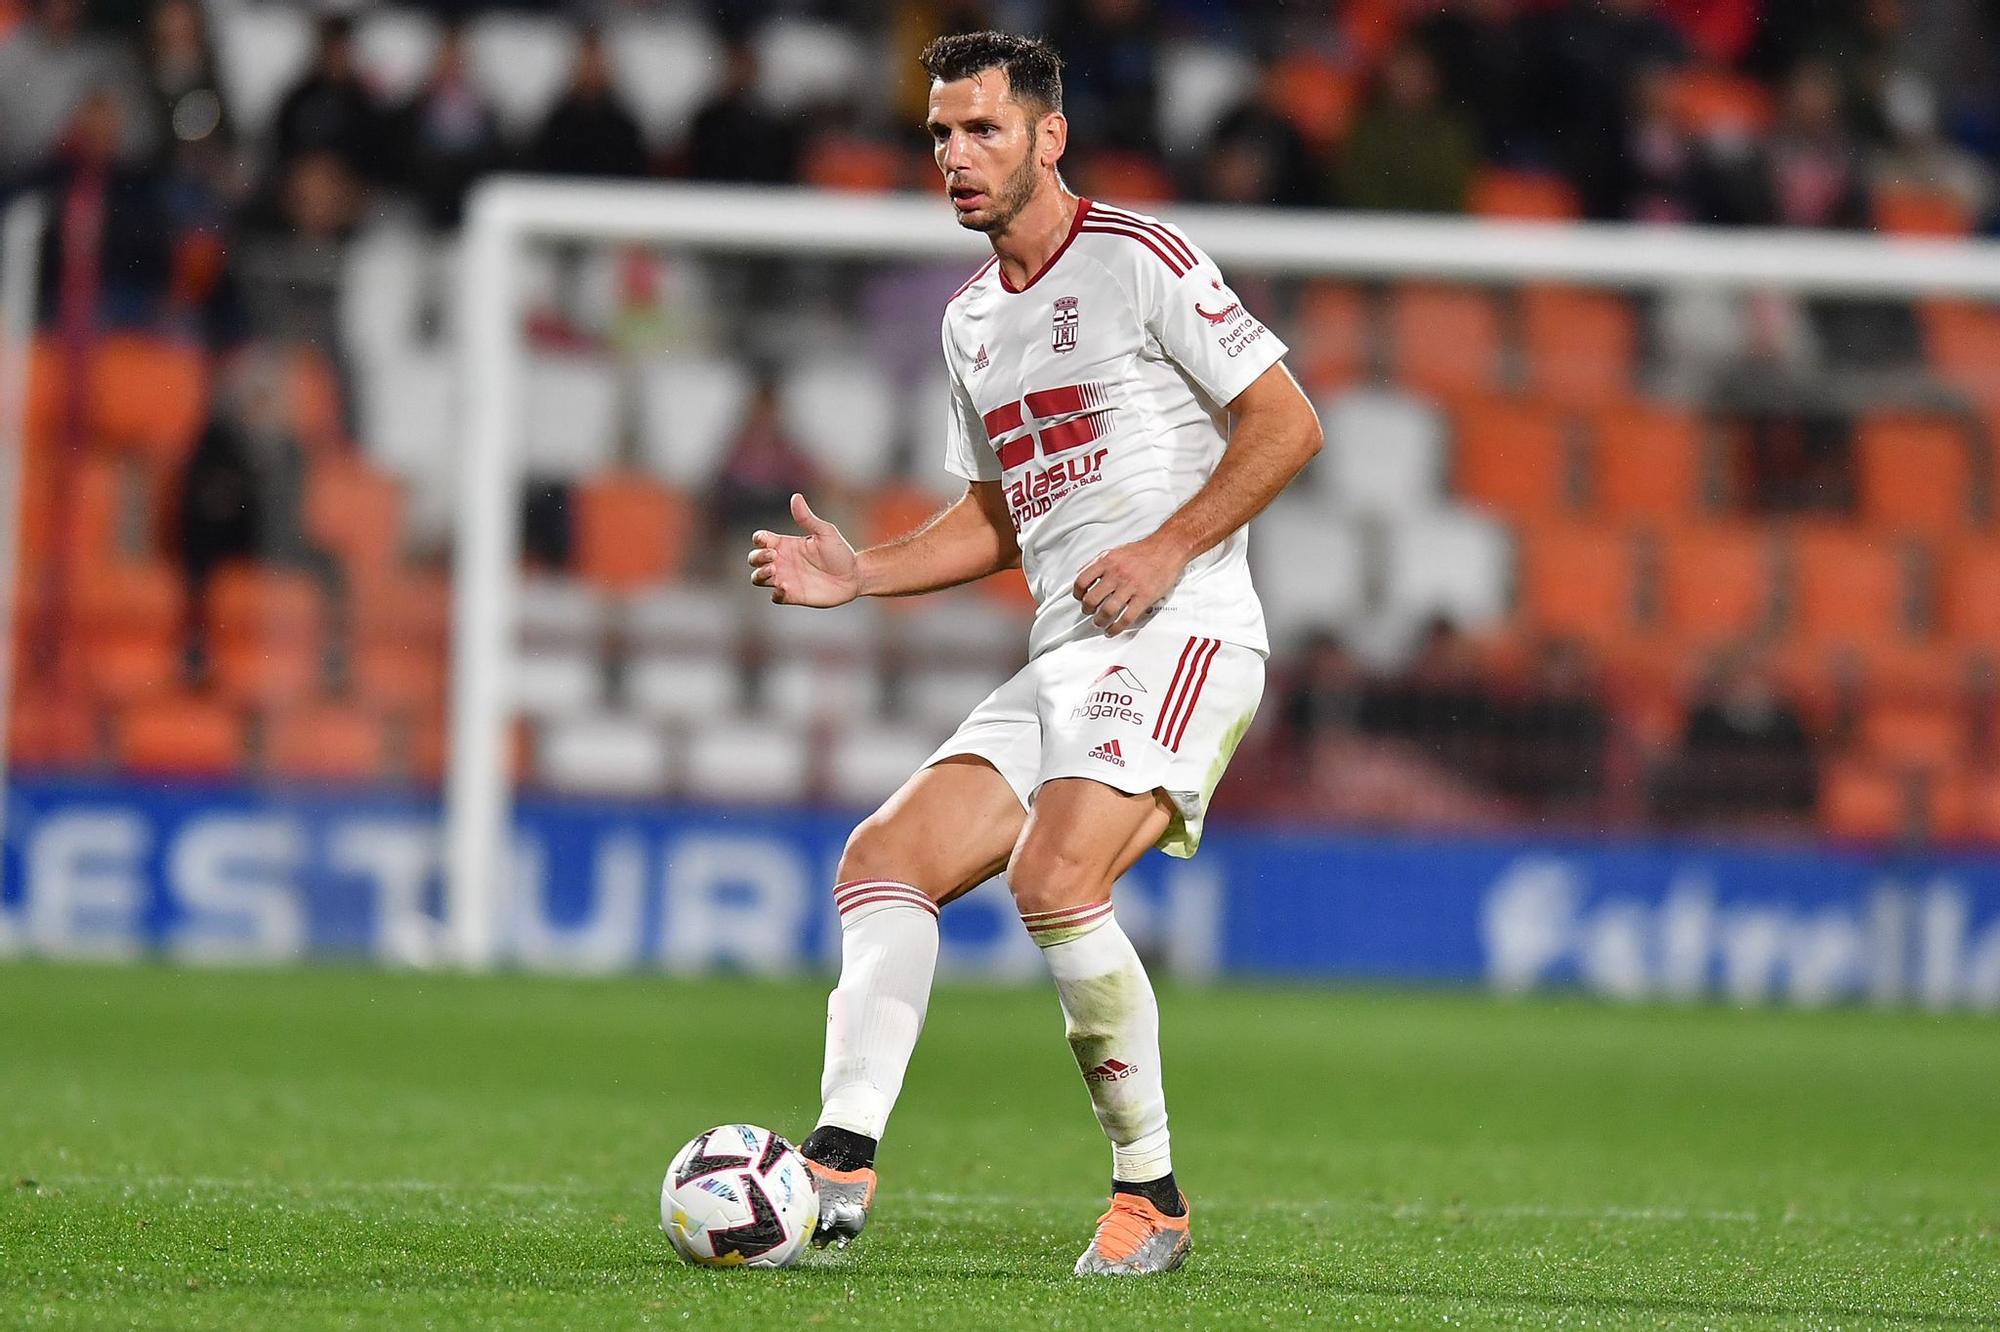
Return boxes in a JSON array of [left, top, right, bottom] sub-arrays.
[[1167, 639, 1222, 753]]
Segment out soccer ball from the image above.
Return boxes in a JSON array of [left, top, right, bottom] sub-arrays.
[[660, 1124, 819, 1269]]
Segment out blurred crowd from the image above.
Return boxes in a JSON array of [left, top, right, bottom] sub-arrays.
[[6, 0, 1999, 840]]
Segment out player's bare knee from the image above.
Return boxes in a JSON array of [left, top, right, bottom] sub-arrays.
[[1006, 842, 1106, 917], [836, 814, 926, 897]]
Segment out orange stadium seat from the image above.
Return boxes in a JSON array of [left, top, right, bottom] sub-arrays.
[[354, 568, 451, 648], [1391, 285, 1503, 399], [286, 344, 349, 450], [1267, 52, 1357, 150], [306, 454, 405, 585], [1593, 406, 1703, 520], [70, 560, 183, 636], [1516, 524, 1638, 642], [1468, 171, 1581, 222], [1967, 770, 2000, 842], [1453, 398, 1573, 516], [1874, 186, 1974, 238], [1859, 697, 1963, 769], [803, 136, 901, 193], [87, 335, 208, 463], [1941, 541, 2000, 648], [61, 455, 129, 571], [211, 635, 324, 704], [866, 482, 944, 549], [1291, 281, 1373, 392], [1854, 415, 1974, 532], [1920, 299, 2000, 401], [1656, 525, 1774, 644], [351, 641, 447, 712], [76, 625, 182, 704], [573, 470, 694, 592], [8, 688, 98, 769], [207, 564, 325, 641], [1820, 758, 1905, 840], [1521, 286, 1637, 410], [1080, 150, 1176, 205], [1664, 68, 1774, 138], [116, 693, 244, 777], [265, 704, 391, 784], [1788, 528, 1915, 647]]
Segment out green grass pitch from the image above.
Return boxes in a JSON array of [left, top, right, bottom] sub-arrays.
[[2, 963, 1995, 1329]]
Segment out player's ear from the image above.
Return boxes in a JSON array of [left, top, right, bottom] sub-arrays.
[[1040, 110, 1067, 168]]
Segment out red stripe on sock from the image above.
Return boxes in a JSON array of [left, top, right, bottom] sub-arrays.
[[1026, 904, 1113, 933], [1021, 900, 1113, 922], [834, 879, 919, 900], [837, 890, 939, 919]]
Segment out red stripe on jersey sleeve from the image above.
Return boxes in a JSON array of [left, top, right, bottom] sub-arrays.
[[1080, 223, 1189, 276], [1093, 204, 1198, 269]]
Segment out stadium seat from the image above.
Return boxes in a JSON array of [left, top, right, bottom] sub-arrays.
[[1389, 285, 1503, 398], [1967, 770, 2000, 842], [1453, 398, 1576, 517], [1941, 541, 2000, 648], [511, 648, 603, 718], [465, 12, 578, 137], [752, 591, 882, 659], [901, 665, 1011, 734], [352, 7, 440, 102], [1158, 40, 1257, 154], [1663, 68, 1774, 139], [116, 694, 244, 778], [685, 718, 809, 803], [1656, 525, 1775, 644], [208, 566, 324, 642], [572, 472, 694, 593], [779, 355, 898, 487], [826, 721, 950, 806], [89, 336, 207, 462], [1467, 171, 1580, 222], [1854, 415, 1975, 532], [1521, 286, 1637, 410], [754, 18, 866, 113], [516, 576, 609, 647], [635, 354, 753, 491], [865, 482, 947, 550], [353, 569, 451, 649], [77, 628, 182, 704], [306, 455, 404, 585], [1874, 186, 1973, 238], [1820, 759, 1906, 841], [624, 650, 745, 722], [7, 688, 97, 770], [1265, 51, 1357, 149], [1247, 499, 1367, 648], [1593, 406, 1705, 521], [763, 657, 885, 724], [536, 714, 674, 797], [211, 635, 323, 706], [1080, 150, 1177, 205], [286, 345, 349, 451], [622, 584, 748, 654], [1859, 698, 1963, 770], [606, 14, 721, 147], [1381, 506, 1513, 630], [1291, 282, 1374, 392], [1920, 299, 2000, 402], [265, 704, 392, 785], [805, 136, 903, 193], [351, 642, 448, 713], [892, 593, 1033, 668], [1516, 524, 1638, 642], [521, 354, 621, 480], [212, 3, 314, 138], [1319, 387, 1445, 515], [58, 456, 135, 572], [71, 561, 184, 637], [1788, 528, 1917, 647]]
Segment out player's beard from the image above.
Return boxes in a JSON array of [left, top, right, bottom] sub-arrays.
[[960, 150, 1040, 235]]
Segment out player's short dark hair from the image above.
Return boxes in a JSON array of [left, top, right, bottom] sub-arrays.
[[919, 31, 1064, 118]]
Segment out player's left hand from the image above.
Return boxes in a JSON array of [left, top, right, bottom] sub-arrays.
[[1072, 536, 1187, 636]]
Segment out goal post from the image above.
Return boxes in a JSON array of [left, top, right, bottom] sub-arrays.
[[447, 176, 2000, 969]]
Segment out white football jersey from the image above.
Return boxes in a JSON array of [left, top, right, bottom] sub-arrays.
[[941, 199, 1288, 660]]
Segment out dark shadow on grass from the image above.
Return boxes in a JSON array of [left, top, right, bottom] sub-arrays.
[[1290, 1277, 2000, 1328]]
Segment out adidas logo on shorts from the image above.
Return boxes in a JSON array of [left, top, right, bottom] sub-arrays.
[[1087, 739, 1125, 767]]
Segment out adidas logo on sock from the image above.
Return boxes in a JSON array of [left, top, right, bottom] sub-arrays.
[[1086, 739, 1124, 767], [1084, 1058, 1135, 1083]]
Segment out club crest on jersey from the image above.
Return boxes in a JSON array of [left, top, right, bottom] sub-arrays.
[[1051, 295, 1079, 354]]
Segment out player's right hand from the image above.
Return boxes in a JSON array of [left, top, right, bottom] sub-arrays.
[[748, 493, 862, 608]]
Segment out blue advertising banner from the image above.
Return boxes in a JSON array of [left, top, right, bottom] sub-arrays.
[[3, 777, 1998, 1009]]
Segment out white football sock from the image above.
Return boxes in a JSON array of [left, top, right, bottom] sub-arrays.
[[816, 880, 940, 1142], [1025, 904, 1173, 1183]]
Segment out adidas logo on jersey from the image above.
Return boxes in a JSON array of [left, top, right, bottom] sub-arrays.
[[973, 343, 989, 371], [1083, 1058, 1136, 1083], [1086, 739, 1125, 767]]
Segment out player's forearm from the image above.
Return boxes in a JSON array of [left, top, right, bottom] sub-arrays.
[[856, 491, 1017, 598], [1149, 404, 1321, 564]]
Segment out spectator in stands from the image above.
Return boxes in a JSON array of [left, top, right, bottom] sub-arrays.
[[1655, 650, 1818, 822], [1050, 0, 1161, 154], [271, 15, 395, 187], [31, 86, 172, 330], [1281, 629, 1365, 742], [140, 0, 237, 224], [686, 36, 799, 185], [174, 348, 344, 677], [1528, 0, 1687, 219], [389, 21, 505, 230], [1336, 43, 1476, 214], [528, 28, 646, 179], [231, 149, 361, 352], [0, 0, 155, 177], [1873, 70, 1995, 229], [711, 376, 822, 553], [1494, 637, 1610, 806], [1195, 60, 1323, 208], [1411, 0, 1533, 165], [1615, 62, 1708, 223], [1759, 61, 1871, 230], [1358, 617, 1501, 774]]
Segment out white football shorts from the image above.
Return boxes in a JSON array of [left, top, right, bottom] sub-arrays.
[[922, 620, 1265, 857]]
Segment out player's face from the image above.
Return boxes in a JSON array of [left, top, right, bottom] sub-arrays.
[[927, 71, 1046, 234]]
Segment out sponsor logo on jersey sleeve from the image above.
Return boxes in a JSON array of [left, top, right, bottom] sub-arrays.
[[1198, 278, 1269, 359]]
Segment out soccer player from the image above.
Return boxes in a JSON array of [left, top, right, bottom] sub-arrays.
[[747, 31, 1321, 1275]]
